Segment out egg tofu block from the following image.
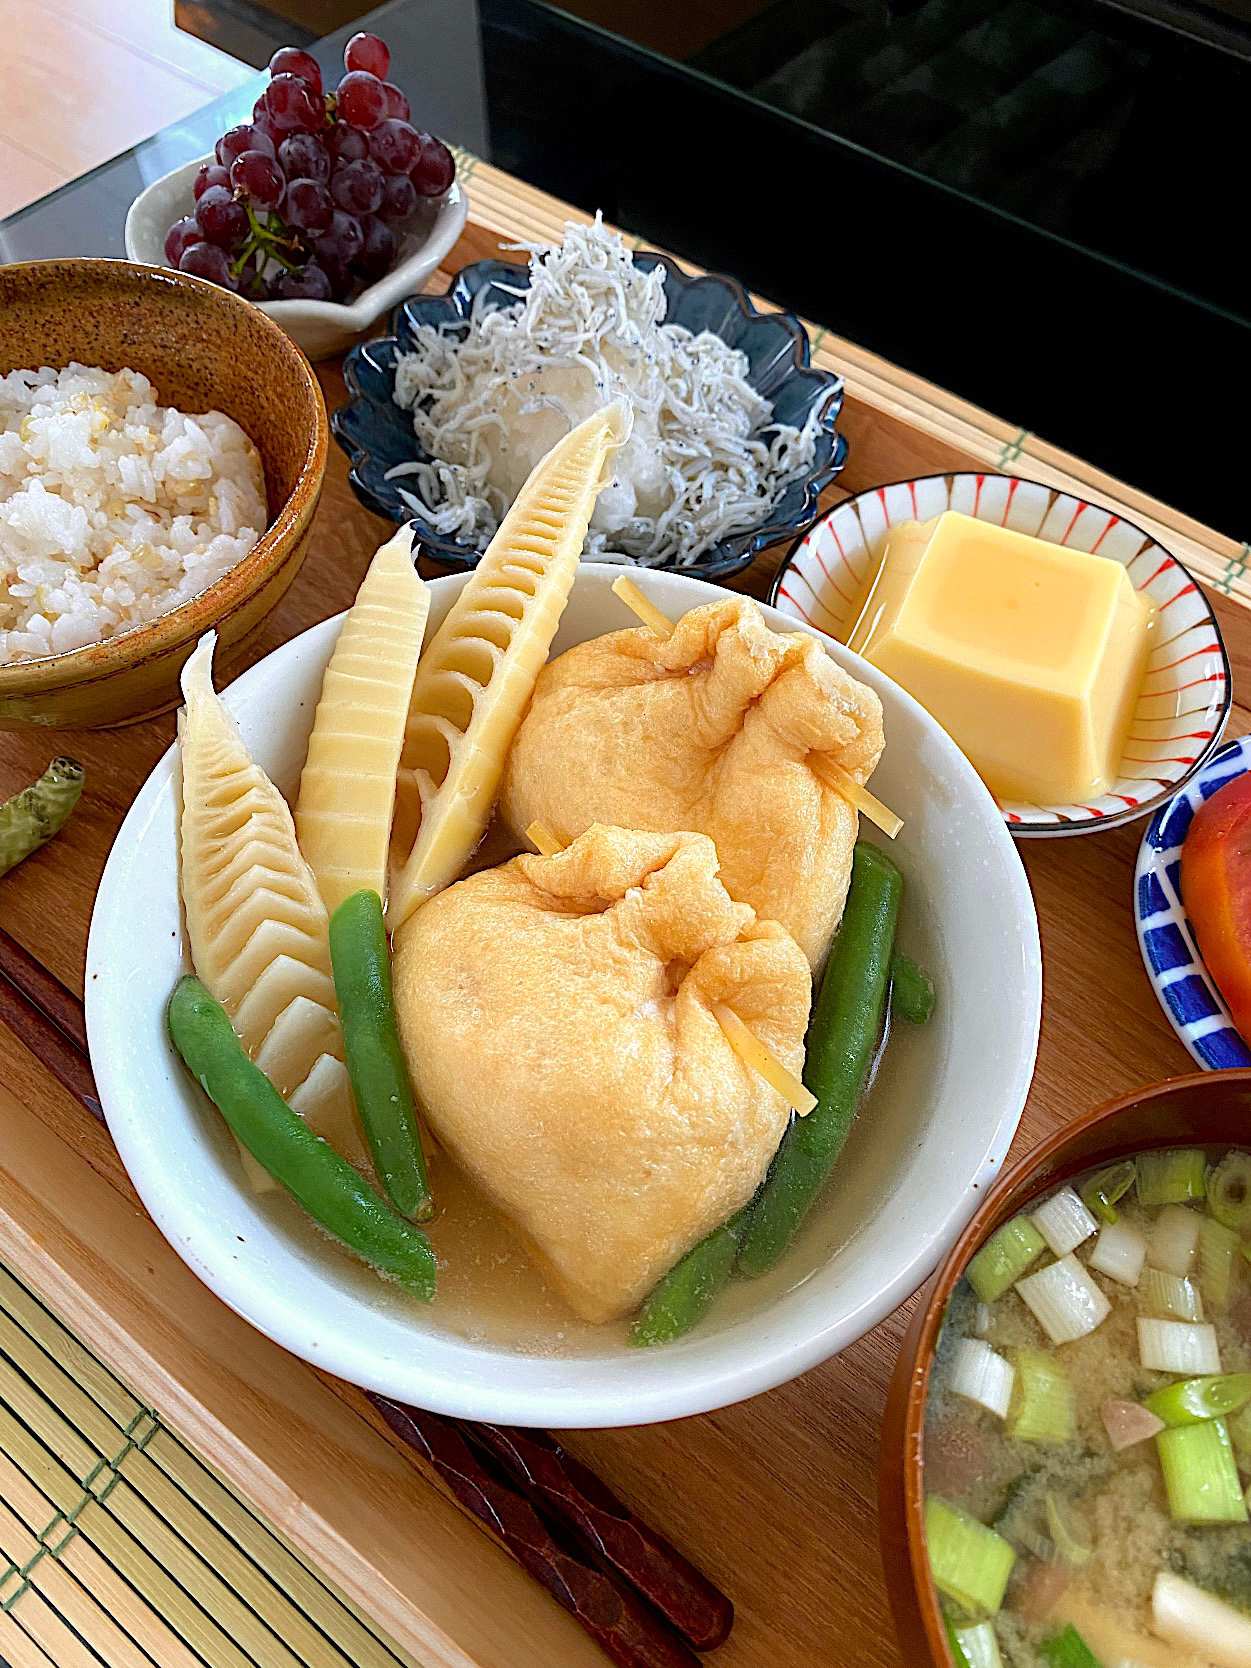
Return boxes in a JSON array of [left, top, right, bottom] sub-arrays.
[[500, 596, 885, 969], [392, 823, 812, 1323]]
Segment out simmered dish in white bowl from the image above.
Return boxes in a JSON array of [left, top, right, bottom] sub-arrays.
[[87, 408, 1041, 1427]]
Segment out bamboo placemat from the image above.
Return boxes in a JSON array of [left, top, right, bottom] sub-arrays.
[[0, 1259, 423, 1668]]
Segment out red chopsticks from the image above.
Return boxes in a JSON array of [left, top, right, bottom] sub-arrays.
[[0, 928, 733, 1667]]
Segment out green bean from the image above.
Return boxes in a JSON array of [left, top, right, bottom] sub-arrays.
[[889, 948, 934, 1025], [167, 976, 436, 1300], [631, 1203, 754, 1347], [329, 888, 432, 1222], [0, 757, 84, 877], [738, 842, 902, 1277]]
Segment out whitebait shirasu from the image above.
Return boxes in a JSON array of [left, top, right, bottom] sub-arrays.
[[387, 216, 825, 566]]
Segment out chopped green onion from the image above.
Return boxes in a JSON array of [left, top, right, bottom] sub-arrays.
[[950, 1338, 1015, 1420], [1087, 1218, 1147, 1287], [1144, 1374, 1251, 1427], [1137, 1148, 1207, 1207], [1153, 1572, 1251, 1667], [1031, 1187, 1099, 1257], [1016, 1254, 1111, 1345], [1199, 1217, 1241, 1311], [1045, 1493, 1091, 1566], [1138, 1318, 1222, 1375], [1208, 1151, 1251, 1234], [1038, 1623, 1102, 1668], [1150, 1203, 1201, 1277], [952, 1620, 1004, 1668], [944, 1617, 973, 1668], [925, 1498, 1016, 1619], [1079, 1160, 1136, 1224], [1140, 1266, 1205, 1322], [1009, 1349, 1076, 1442], [967, 1217, 1046, 1305], [1228, 1404, 1251, 1464], [1157, 1419, 1248, 1523]]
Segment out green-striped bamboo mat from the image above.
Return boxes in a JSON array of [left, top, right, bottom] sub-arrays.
[[0, 1259, 424, 1668]]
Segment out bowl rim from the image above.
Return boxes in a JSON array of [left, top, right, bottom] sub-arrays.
[[880, 1067, 1251, 1668], [769, 470, 1234, 839], [330, 248, 848, 579], [1135, 734, 1251, 1071], [123, 153, 470, 330], [0, 258, 328, 694], [86, 562, 1041, 1427]]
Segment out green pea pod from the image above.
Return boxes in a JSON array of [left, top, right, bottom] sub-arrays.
[[631, 1203, 754, 1347], [738, 842, 902, 1277], [329, 888, 433, 1222], [167, 976, 436, 1300], [889, 949, 935, 1025], [0, 757, 84, 877]]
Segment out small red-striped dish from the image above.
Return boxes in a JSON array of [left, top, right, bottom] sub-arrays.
[[770, 472, 1231, 837]]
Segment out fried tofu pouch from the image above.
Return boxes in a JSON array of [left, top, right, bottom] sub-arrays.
[[392, 824, 811, 1322], [499, 596, 885, 969]]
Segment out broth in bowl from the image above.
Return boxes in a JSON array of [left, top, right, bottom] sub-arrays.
[[925, 1147, 1251, 1668]]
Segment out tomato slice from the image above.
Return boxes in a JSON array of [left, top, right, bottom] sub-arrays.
[[1181, 772, 1251, 1041]]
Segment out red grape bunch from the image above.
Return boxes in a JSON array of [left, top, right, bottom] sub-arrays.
[[165, 32, 456, 304]]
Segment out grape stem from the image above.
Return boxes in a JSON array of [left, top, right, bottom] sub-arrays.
[[230, 199, 307, 286]]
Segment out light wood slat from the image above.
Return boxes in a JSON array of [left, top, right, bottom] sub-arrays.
[[0, 1606, 60, 1668], [452, 147, 1249, 607], [1, 1450, 202, 1668]]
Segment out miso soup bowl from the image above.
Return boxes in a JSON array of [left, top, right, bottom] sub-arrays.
[[880, 1070, 1251, 1667], [88, 564, 1040, 1427]]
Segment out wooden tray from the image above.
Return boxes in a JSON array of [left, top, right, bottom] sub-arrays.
[[3, 158, 1249, 1668]]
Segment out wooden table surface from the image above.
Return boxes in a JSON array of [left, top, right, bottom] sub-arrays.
[[3, 233, 1249, 1668]]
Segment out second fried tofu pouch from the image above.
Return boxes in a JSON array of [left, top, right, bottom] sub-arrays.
[[392, 824, 811, 1322]]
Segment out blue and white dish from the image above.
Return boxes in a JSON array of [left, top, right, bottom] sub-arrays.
[[1135, 735, 1251, 1070], [331, 253, 847, 580]]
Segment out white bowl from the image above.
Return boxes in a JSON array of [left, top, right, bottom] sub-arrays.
[[125, 154, 469, 361], [86, 565, 1041, 1427], [773, 473, 1232, 837]]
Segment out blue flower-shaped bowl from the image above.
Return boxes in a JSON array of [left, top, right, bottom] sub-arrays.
[[331, 252, 847, 579], [1135, 735, 1251, 1070]]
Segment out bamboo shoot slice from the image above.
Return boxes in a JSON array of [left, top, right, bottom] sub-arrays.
[[178, 634, 367, 1183], [388, 400, 631, 929], [296, 525, 430, 914]]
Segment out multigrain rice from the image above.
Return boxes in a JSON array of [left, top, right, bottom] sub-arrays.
[[0, 364, 267, 666]]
